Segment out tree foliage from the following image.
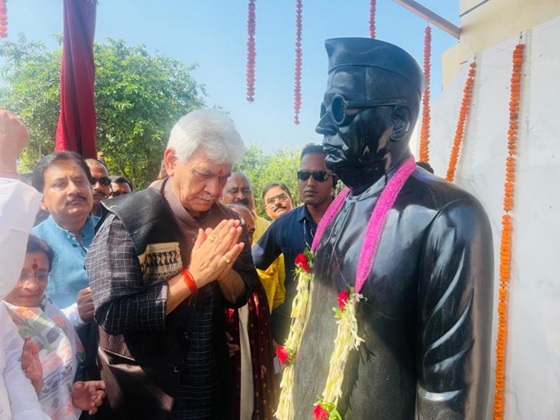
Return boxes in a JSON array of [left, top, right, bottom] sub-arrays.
[[0, 35, 206, 187], [0, 34, 61, 166]]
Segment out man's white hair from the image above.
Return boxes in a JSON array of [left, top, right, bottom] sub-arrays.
[[166, 109, 245, 164]]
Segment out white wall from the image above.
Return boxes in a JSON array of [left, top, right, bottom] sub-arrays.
[[430, 15, 560, 420]]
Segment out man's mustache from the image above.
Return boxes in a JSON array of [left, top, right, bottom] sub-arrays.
[[234, 198, 250, 206], [273, 204, 287, 212], [66, 194, 87, 204]]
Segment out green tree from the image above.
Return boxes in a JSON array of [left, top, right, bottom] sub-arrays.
[[0, 35, 206, 187], [0, 34, 61, 166]]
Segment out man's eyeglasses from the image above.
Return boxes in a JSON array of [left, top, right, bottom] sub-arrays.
[[265, 193, 290, 207], [297, 170, 332, 182], [91, 176, 111, 187], [320, 94, 405, 127]]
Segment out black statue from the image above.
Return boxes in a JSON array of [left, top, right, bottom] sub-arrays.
[[291, 38, 493, 419]]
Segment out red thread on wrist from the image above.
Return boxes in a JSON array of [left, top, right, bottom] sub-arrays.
[[181, 268, 198, 294]]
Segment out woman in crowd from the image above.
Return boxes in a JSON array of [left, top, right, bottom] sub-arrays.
[[3, 234, 105, 419]]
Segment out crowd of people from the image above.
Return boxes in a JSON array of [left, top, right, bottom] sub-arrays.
[[0, 37, 493, 420]]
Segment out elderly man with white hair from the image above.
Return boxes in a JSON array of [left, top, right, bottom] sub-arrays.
[[86, 109, 259, 419]]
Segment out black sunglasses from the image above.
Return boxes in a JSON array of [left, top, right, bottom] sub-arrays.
[[320, 94, 405, 127], [297, 170, 331, 182], [91, 176, 111, 187]]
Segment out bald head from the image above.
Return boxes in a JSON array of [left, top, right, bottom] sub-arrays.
[[220, 172, 255, 210]]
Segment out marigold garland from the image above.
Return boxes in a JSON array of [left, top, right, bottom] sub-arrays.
[[293, 0, 303, 124], [418, 25, 431, 163], [446, 60, 476, 182], [246, 0, 257, 102], [369, 0, 377, 39], [493, 42, 525, 420], [0, 0, 8, 39]]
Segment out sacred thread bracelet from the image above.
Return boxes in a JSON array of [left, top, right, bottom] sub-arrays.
[[180, 268, 198, 294]]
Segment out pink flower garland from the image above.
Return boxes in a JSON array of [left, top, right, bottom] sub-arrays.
[[355, 156, 416, 291], [311, 156, 416, 419]]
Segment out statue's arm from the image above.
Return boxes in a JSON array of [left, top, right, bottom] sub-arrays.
[[416, 198, 494, 419]]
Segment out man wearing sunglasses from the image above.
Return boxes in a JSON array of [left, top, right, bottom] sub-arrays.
[[291, 39, 493, 419], [86, 158, 112, 217], [253, 144, 335, 346]]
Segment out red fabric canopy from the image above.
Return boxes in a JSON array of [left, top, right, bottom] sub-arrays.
[[55, 0, 97, 158]]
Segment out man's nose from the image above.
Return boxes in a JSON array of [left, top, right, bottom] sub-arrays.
[[207, 178, 224, 197]]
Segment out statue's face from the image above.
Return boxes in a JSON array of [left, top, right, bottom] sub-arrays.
[[316, 66, 409, 193]]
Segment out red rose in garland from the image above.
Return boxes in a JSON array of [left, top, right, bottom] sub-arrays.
[[276, 346, 290, 366], [313, 403, 329, 420], [295, 252, 310, 272], [337, 290, 349, 310]]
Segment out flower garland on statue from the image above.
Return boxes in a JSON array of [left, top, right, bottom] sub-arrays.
[[0, 0, 8, 39], [246, 0, 257, 102], [369, 0, 377, 39], [293, 0, 303, 124], [275, 188, 349, 419], [275, 156, 417, 420], [446, 60, 477, 182], [418, 25, 431, 164], [493, 42, 525, 420]]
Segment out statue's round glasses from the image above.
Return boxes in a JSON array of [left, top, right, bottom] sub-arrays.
[[320, 94, 405, 127]]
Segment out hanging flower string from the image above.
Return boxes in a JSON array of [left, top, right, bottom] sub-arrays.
[[493, 42, 525, 420], [0, 0, 8, 39], [369, 0, 377, 39], [246, 0, 257, 102], [293, 0, 303, 124], [418, 25, 431, 164], [446, 60, 477, 182]]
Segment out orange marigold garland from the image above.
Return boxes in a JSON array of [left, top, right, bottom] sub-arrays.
[[0, 0, 8, 39], [293, 0, 303, 124], [246, 0, 257, 102], [446, 60, 477, 182], [493, 42, 525, 420], [418, 25, 431, 163], [369, 0, 377, 39]]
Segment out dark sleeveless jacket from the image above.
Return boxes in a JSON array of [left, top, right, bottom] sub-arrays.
[[91, 189, 241, 419]]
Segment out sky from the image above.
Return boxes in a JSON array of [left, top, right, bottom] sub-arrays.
[[5, 0, 460, 154]]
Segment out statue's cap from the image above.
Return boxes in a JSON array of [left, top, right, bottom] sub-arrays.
[[325, 37, 426, 94]]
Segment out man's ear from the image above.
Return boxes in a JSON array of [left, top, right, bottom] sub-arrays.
[[163, 148, 177, 176], [40, 198, 48, 211], [390, 105, 412, 141]]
